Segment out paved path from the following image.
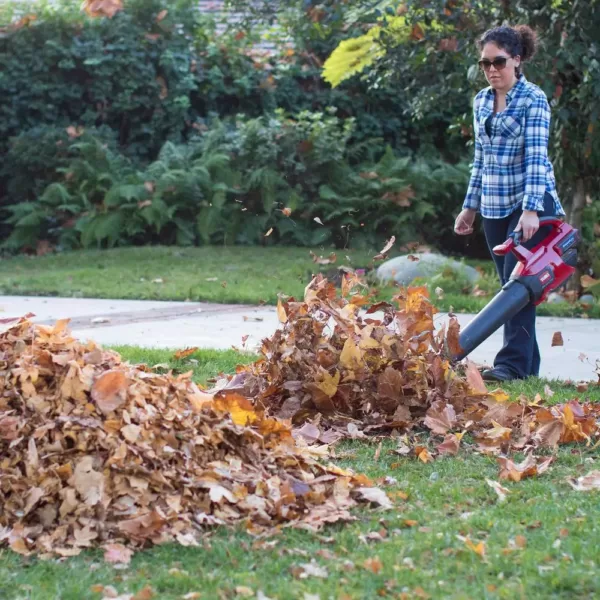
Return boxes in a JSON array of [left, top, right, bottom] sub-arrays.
[[2, 296, 598, 382]]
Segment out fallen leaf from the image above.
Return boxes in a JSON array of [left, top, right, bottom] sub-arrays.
[[465, 360, 487, 395], [234, 586, 254, 597], [310, 251, 337, 265], [362, 556, 383, 573], [486, 478, 510, 502], [282, 207, 292, 217], [464, 537, 486, 558], [103, 543, 134, 565], [551, 331, 564, 347], [356, 487, 393, 509], [313, 217, 324, 225], [294, 560, 328, 579], [156, 9, 168, 22], [498, 455, 554, 482], [567, 470, 600, 491], [133, 586, 154, 600], [92, 370, 129, 414], [265, 228, 274, 237], [173, 347, 198, 360], [436, 433, 461, 456]]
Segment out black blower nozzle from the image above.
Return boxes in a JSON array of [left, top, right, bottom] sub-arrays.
[[450, 280, 531, 362]]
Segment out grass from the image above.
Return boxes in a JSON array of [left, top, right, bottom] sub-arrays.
[[0, 246, 597, 318], [2, 347, 600, 600]]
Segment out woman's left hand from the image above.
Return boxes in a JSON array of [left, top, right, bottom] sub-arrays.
[[514, 210, 539, 242]]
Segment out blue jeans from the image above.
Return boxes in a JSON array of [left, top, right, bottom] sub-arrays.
[[482, 193, 556, 378]]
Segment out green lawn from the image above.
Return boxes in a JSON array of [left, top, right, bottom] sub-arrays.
[[2, 347, 600, 600], [0, 246, 597, 317]]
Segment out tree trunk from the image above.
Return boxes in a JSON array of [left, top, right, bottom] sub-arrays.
[[567, 177, 586, 292], [568, 177, 586, 231]]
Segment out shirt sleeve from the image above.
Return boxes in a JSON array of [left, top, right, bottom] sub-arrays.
[[522, 93, 551, 212], [463, 96, 483, 211]]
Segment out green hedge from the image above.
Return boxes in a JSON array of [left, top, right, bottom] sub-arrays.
[[0, 0, 477, 255], [4, 110, 472, 252]]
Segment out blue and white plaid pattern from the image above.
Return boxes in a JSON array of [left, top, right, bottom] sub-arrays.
[[463, 75, 565, 219]]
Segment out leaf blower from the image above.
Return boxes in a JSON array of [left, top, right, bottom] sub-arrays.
[[449, 217, 581, 362]]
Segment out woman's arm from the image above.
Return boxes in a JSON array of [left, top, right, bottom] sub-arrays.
[[463, 97, 484, 212], [522, 93, 552, 212]]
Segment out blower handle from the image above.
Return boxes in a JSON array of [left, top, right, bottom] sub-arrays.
[[492, 216, 564, 257]]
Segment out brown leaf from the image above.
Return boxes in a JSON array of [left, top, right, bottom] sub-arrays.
[[551, 331, 564, 347], [103, 543, 134, 565], [498, 455, 554, 482], [363, 556, 383, 574], [71, 456, 105, 506], [373, 236, 396, 261], [156, 9, 168, 22], [359, 171, 378, 180], [581, 275, 600, 289], [485, 478, 510, 502], [310, 251, 337, 265], [567, 470, 600, 491], [424, 402, 457, 435], [156, 76, 168, 100], [465, 360, 487, 395], [82, 0, 123, 18], [436, 433, 461, 456], [446, 317, 462, 356], [91, 370, 129, 414], [356, 487, 393, 509]]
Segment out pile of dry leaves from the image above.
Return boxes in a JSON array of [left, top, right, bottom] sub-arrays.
[[2, 275, 598, 561], [217, 275, 600, 457], [0, 317, 389, 559]]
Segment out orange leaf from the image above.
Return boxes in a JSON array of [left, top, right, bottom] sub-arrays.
[[156, 9, 168, 22], [363, 556, 383, 574], [91, 370, 129, 414], [464, 537, 486, 558], [277, 297, 288, 323], [581, 274, 600, 288], [213, 392, 258, 426], [82, 0, 123, 18], [551, 331, 564, 347], [173, 347, 198, 360]]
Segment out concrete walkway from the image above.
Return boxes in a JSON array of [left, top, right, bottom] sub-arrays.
[[2, 295, 598, 382]]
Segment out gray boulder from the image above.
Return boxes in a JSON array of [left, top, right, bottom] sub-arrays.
[[547, 292, 567, 304], [376, 253, 481, 286]]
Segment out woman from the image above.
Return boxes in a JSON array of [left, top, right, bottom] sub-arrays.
[[454, 25, 565, 382]]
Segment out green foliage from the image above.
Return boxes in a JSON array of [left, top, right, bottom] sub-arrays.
[[0, 0, 198, 164], [4, 109, 469, 252]]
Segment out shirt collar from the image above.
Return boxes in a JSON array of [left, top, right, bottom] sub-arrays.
[[485, 74, 527, 105]]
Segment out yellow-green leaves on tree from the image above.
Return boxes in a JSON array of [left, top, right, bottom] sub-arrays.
[[322, 28, 386, 88]]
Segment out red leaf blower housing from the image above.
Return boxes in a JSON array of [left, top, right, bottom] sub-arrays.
[[450, 217, 581, 362]]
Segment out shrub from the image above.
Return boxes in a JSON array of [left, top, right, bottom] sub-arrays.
[[4, 109, 471, 252]]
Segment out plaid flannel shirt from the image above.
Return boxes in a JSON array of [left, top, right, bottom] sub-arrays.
[[463, 75, 565, 219]]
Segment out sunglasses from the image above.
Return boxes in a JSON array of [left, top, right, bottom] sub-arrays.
[[478, 56, 509, 71]]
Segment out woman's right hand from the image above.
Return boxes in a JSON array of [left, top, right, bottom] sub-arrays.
[[454, 208, 476, 235]]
